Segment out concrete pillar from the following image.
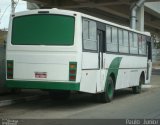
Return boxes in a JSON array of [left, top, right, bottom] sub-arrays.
[[27, 2, 40, 10], [136, 4, 144, 31], [11, 0, 16, 14]]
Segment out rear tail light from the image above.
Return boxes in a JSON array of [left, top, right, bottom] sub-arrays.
[[70, 70, 76, 74], [69, 62, 77, 81], [7, 60, 13, 79]]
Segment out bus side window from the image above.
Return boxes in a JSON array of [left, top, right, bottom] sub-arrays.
[[130, 33, 138, 54], [82, 19, 97, 51], [140, 35, 147, 55], [106, 26, 118, 52], [106, 26, 111, 52], [138, 34, 146, 55], [138, 34, 142, 54], [119, 30, 129, 53], [83, 19, 89, 39], [118, 29, 123, 53]]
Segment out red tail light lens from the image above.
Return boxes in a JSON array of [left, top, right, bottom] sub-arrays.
[[7, 60, 13, 79], [69, 62, 77, 81], [70, 70, 76, 74]]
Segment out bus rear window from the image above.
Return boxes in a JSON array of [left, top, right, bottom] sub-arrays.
[[11, 14, 75, 45]]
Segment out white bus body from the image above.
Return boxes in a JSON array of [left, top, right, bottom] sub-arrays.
[[6, 9, 152, 102]]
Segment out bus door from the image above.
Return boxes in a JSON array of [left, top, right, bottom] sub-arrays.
[[97, 23, 106, 92], [146, 37, 152, 83]]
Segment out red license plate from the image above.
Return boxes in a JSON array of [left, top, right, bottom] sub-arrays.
[[35, 72, 47, 78]]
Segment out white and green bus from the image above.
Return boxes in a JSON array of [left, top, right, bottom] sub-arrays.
[[6, 8, 152, 102]]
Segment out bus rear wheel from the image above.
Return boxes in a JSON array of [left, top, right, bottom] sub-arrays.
[[99, 76, 114, 103], [132, 74, 144, 94], [49, 90, 70, 101], [11, 88, 21, 94]]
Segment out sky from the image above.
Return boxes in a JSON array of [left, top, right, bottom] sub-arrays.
[[0, 0, 27, 30]]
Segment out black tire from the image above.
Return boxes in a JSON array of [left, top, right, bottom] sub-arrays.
[[132, 74, 144, 94], [11, 88, 21, 94], [98, 76, 115, 103], [49, 90, 70, 101]]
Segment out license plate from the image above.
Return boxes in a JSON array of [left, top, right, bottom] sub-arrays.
[[35, 72, 47, 78]]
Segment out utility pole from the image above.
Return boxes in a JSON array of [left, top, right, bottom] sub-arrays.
[[11, 0, 16, 14]]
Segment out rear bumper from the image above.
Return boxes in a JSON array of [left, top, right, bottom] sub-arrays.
[[6, 80, 80, 91]]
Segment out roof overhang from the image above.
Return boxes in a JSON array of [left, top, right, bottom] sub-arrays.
[[23, 0, 160, 34]]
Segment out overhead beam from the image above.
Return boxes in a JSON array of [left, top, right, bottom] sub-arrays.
[[94, 7, 160, 30], [145, 6, 160, 18], [25, 0, 131, 8], [146, 0, 160, 2], [24, 0, 160, 32], [51, 1, 130, 9], [95, 6, 129, 20]]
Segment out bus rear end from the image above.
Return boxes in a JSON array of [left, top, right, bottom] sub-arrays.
[[6, 9, 82, 92]]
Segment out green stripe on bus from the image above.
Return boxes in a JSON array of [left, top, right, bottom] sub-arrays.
[[6, 80, 80, 91], [105, 57, 122, 88]]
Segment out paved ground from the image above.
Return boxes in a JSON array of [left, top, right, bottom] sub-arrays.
[[0, 90, 47, 107], [0, 75, 160, 120], [152, 69, 160, 75]]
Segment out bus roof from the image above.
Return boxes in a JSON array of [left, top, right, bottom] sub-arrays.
[[80, 12, 150, 36], [13, 8, 150, 36]]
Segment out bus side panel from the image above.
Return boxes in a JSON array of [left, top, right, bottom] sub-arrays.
[[80, 51, 99, 93], [6, 51, 78, 82], [115, 55, 147, 89], [82, 52, 99, 69], [145, 60, 152, 84], [80, 70, 98, 93]]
